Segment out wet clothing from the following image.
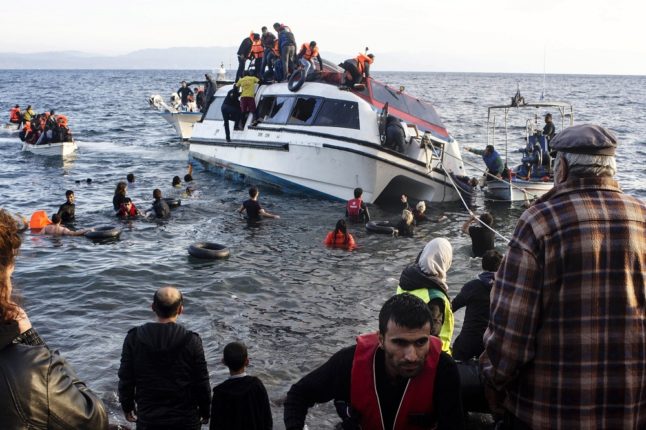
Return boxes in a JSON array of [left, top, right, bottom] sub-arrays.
[[152, 198, 170, 219], [118, 322, 211, 429], [177, 86, 194, 105], [113, 193, 128, 211], [57, 201, 76, 223], [117, 202, 139, 218], [345, 198, 370, 223], [240, 97, 256, 113], [283, 340, 463, 430], [222, 88, 241, 141], [395, 220, 415, 237], [481, 177, 646, 428], [467, 225, 495, 257], [210, 375, 272, 430], [242, 199, 262, 222], [323, 231, 356, 249], [451, 271, 494, 361], [0, 320, 108, 429]]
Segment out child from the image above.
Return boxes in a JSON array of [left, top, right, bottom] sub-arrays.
[[116, 198, 141, 219], [210, 342, 272, 430]]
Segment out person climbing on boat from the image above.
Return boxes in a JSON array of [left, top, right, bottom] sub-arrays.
[[340, 52, 374, 87], [395, 209, 415, 237], [236, 32, 254, 82], [235, 71, 260, 127], [260, 26, 276, 76], [296, 41, 322, 76], [345, 187, 370, 223], [463, 144, 504, 179], [543, 112, 556, 142], [221, 86, 241, 142], [461, 212, 495, 258], [8, 105, 21, 125], [238, 186, 279, 223], [195, 87, 205, 111], [323, 219, 356, 250], [57, 190, 76, 223], [41, 214, 91, 236], [384, 115, 406, 153]]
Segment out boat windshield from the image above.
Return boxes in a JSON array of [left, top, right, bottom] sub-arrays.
[[370, 81, 445, 130]]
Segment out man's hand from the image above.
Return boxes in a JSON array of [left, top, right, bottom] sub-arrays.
[[125, 410, 137, 422], [400, 194, 408, 203]]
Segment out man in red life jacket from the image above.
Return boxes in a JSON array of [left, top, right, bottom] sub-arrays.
[[284, 294, 464, 430], [9, 104, 21, 124], [346, 187, 370, 223]]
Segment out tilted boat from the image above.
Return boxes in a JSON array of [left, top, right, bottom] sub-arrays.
[[188, 63, 466, 203], [481, 94, 573, 202]]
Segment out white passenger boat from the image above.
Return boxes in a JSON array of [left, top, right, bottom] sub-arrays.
[[22, 140, 78, 156], [482, 94, 574, 203], [188, 64, 467, 203]]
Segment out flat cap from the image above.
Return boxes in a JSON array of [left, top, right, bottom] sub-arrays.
[[551, 124, 617, 156]]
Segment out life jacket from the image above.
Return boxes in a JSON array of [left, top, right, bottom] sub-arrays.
[[351, 332, 441, 430], [346, 198, 363, 219], [250, 39, 264, 59], [355, 53, 374, 75], [272, 40, 280, 57], [300, 43, 318, 61], [323, 231, 356, 249], [56, 114, 68, 128], [9, 107, 20, 122], [29, 210, 52, 229]]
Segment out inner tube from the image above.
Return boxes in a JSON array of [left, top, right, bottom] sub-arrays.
[[365, 220, 397, 235], [163, 197, 181, 209], [188, 242, 230, 259], [85, 226, 121, 240], [287, 69, 306, 92]]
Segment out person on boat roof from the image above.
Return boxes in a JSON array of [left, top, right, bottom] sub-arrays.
[[323, 219, 356, 250], [249, 33, 264, 78], [297, 41, 322, 75], [543, 112, 556, 141], [340, 52, 374, 87], [463, 144, 504, 179], [260, 26, 276, 76], [236, 32, 255, 82]]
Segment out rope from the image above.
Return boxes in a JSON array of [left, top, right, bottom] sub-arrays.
[[429, 143, 511, 244]]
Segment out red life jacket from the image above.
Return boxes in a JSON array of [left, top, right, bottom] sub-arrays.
[[351, 332, 441, 430], [250, 39, 264, 59], [9, 107, 20, 122], [356, 53, 374, 75], [300, 43, 319, 61], [323, 231, 356, 249], [346, 198, 362, 219]]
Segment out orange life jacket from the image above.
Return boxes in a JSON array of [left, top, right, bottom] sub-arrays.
[[300, 43, 319, 61], [351, 332, 441, 430], [29, 210, 52, 229], [323, 231, 356, 249], [272, 40, 280, 57], [250, 39, 264, 59], [56, 115, 68, 127], [9, 107, 20, 122], [355, 53, 374, 74], [23, 121, 31, 131]]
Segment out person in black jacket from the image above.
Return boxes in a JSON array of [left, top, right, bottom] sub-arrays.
[[0, 209, 108, 429], [451, 250, 502, 361], [118, 286, 211, 429], [210, 341, 272, 429], [151, 188, 170, 219], [236, 33, 254, 81], [284, 294, 464, 430], [221, 86, 242, 142], [57, 189, 76, 223], [177, 81, 194, 107], [461, 212, 495, 257]]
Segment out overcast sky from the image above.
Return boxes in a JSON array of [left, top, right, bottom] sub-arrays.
[[1, 0, 644, 74]]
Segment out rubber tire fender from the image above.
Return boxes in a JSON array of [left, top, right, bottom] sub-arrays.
[[163, 197, 181, 209], [188, 242, 230, 259], [365, 220, 397, 235], [85, 226, 121, 240], [288, 69, 306, 92]]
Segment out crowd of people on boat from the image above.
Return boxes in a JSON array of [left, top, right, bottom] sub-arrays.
[[1, 123, 645, 429], [8, 105, 74, 145]]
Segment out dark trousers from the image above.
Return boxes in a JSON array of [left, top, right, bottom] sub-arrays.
[[221, 105, 240, 141], [235, 56, 247, 81], [343, 60, 361, 86]]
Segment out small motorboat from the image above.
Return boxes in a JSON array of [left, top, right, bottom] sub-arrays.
[[22, 140, 78, 156]]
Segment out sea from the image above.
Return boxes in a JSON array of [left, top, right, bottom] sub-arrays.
[[1, 69, 645, 429]]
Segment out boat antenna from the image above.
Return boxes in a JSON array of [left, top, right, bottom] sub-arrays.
[[540, 46, 546, 100]]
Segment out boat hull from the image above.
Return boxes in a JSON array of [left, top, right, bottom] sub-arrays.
[[21, 140, 78, 156], [484, 177, 552, 202], [159, 112, 202, 140]]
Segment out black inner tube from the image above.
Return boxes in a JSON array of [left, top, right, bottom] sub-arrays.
[[288, 69, 306, 92]]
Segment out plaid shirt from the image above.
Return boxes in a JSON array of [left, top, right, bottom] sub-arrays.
[[480, 177, 646, 429]]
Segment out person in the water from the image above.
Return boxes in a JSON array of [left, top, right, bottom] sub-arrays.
[[238, 186, 279, 222], [57, 190, 76, 223], [41, 214, 91, 236]]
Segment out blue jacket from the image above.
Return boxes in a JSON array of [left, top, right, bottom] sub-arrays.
[[482, 150, 504, 175]]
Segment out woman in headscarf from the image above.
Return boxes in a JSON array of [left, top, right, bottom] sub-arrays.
[[396, 237, 454, 353]]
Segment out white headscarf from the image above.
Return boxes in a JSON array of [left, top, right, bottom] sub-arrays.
[[418, 237, 453, 282]]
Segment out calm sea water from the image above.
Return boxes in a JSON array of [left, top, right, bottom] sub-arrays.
[[1, 69, 644, 428]]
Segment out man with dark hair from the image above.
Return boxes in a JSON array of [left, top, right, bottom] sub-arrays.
[[451, 249, 503, 361], [464, 144, 504, 178], [151, 188, 170, 219], [543, 113, 555, 141], [177, 81, 194, 107], [481, 124, 646, 428], [57, 189, 76, 223], [118, 286, 211, 429], [238, 186, 279, 223], [345, 187, 370, 223], [210, 341, 272, 429], [461, 212, 495, 257], [127, 173, 135, 187], [259, 26, 276, 76], [284, 294, 464, 430]]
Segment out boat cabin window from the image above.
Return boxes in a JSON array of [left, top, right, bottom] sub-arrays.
[[257, 96, 295, 124], [288, 97, 322, 125], [313, 99, 360, 129], [204, 97, 224, 121], [371, 81, 444, 128]]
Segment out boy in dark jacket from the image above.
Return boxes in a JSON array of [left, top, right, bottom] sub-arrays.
[[210, 342, 272, 429]]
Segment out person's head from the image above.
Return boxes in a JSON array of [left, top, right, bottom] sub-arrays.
[[261, 26, 268, 33], [468, 177, 479, 187], [417, 237, 453, 283], [127, 173, 135, 184], [172, 175, 181, 187], [309, 41, 317, 49], [181, 80, 187, 87], [479, 212, 493, 227], [248, 186, 259, 198], [123, 197, 133, 209], [26, 105, 31, 110], [152, 286, 183, 319], [415, 200, 426, 214], [273, 22, 281, 31], [353, 187, 363, 199], [222, 341, 249, 373], [333, 219, 348, 235], [185, 186, 193, 196], [14, 104, 19, 109], [551, 124, 617, 183], [253, 33, 260, 41], [367, 53, 375, 60], [482, 249, 503, 272], [485, 144, 495, 155], [49, 109, 55, 116], [115, 181, 127, 197], [153, 188, 162, 200], [402, 209, 414, 226], [184, 173, 193, 182], [378, 294, 433, 379], [544, 113, 552, 123], [0, 209, 22, 321], [51, 213, 62, 225], [65, 189, 75, 203]]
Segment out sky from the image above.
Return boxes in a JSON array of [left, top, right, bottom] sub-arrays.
[[1, 0, 645, 75]]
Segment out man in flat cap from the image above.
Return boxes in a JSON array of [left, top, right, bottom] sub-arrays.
[[480, 124, 646, 428]]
